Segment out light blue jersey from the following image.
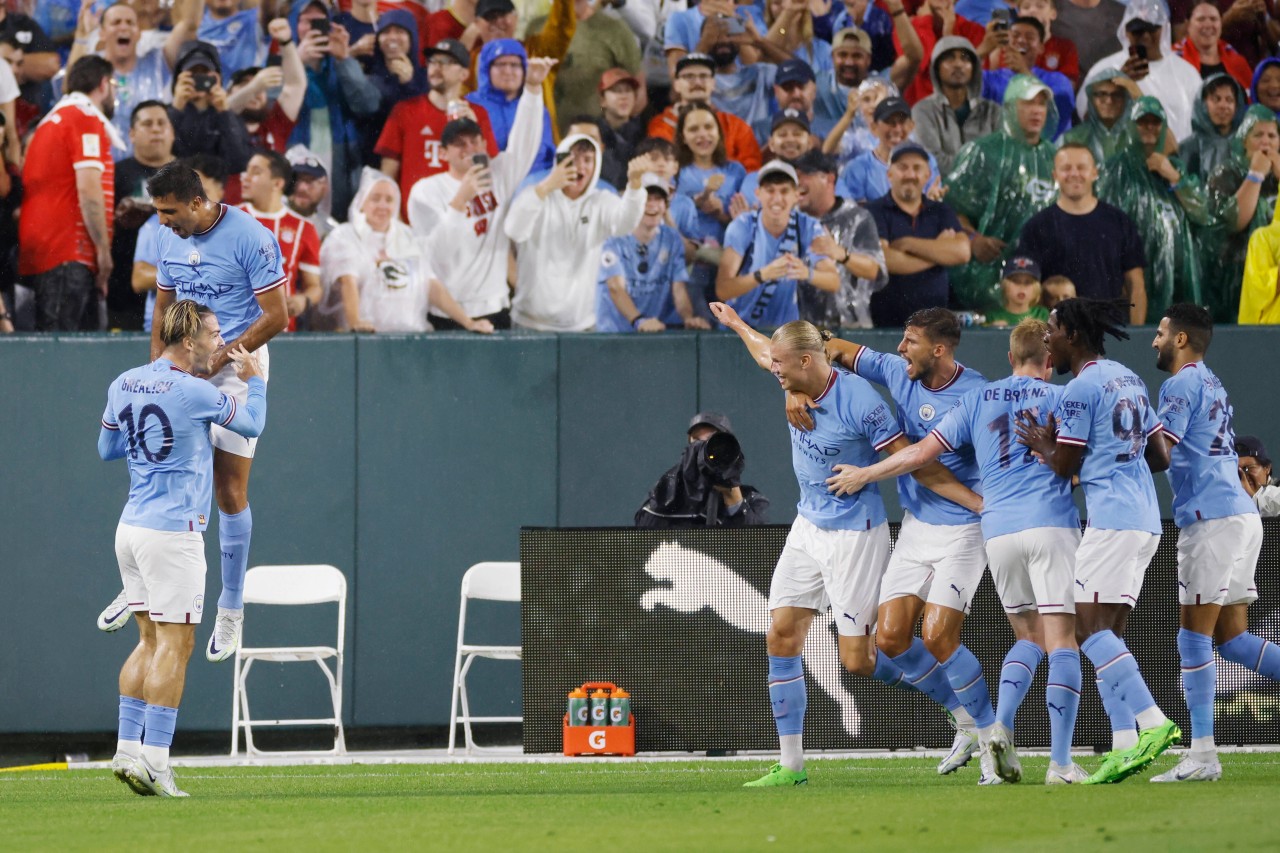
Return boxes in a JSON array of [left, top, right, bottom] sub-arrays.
[[198, 8, 264, 79], [792, 367, 904, 530], [136, 214, 161, 333], [723, 208, 828, 328], [99, 359, 267, 532], [852, 346, 985, 525], [595, 227, 689, 332], [1157, 361, 1257, 528], [155, 204, 286, 342], [932, 375, 1080, 539], [1054, 359, 1161, 535]]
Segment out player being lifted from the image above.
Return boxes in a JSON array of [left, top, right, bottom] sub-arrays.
[[98, 162, 288, 664], [101, 301, 268, 797], [826, 320, 1090, 784], [711, 301, 981, 787], [1016, 297, 1181, 784], [1150, 303, 1278, 782]]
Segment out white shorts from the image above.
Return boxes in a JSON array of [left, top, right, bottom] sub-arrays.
[[984, 527, 1081, 615], [209, 343, 269, 458], [1176, 513, 1263, 607], [769, 515, 891, 637], [878, 513, 987, 614], [1074, 528, 1159, 606], [115, 522, 207, 624]]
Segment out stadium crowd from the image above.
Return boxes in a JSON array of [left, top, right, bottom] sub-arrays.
[[1, 0, 1279, 335]]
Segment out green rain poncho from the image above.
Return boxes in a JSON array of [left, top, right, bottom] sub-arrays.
[[1064, 70, 1135, 166], [1096, 96, 1209, 324], [945, 75, 1059, 313], [1179, 74, 1247, 181], [1202, 104, 1280, 323]]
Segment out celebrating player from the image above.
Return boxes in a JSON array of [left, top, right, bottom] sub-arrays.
[[1016, 297, 1180, 784], [97, 161, 288, 665], [100, 300, 268, 797]]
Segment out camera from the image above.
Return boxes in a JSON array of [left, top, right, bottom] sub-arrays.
[[311, 17, 331, 36], [472, 153, 490, 168], [635, 431, 749, 527], [192, 73, 216, 92]]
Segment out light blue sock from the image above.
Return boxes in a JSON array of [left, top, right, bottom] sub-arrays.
[[1082, 630, 1157, 717], [891, 638, 962, 712], [1218, 632, 1280, 680], [218, 505, 252, 610], [996, 640, 1043, 730], [871, 650, 918, 693], [118, 695, 146, 742], [940, 645, 996, 729], [1045, 649, 1082, 766], [767, 655, 806, 738], [142, 704, 178, 749], [1178, 628, 1215, 744], [1095, 676, 1136, 741]]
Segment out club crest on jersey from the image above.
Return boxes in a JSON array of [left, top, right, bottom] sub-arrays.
[[282, 227, 295, 242], [189, 251, 201, 266], [918, 403, 936, 421]]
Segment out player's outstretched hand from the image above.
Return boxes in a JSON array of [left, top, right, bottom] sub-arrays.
[[786, 391, 816, 431], [826, 464, 869, 496], [229, 345, 262, 381], [708, 301, 743, 329]]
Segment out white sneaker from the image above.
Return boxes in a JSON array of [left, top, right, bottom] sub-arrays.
[[938, 727, 980, 775], [988, 722, 1022, 783], [1150, 755, 1222, 783], [127, 755, 189, 798], [978, 746, 1004, 785], [205, 608, 244, 662], [111, 753, 153, 796], [97, 590, 133, 632], [1045, 762, 1089, 784]]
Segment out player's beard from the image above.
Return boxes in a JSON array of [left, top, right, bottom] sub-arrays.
[[1154, 343, 1174, 373], [101, 93, 116, 121]]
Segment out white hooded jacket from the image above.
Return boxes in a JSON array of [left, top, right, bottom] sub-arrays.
[[504, 134, 646, 331]]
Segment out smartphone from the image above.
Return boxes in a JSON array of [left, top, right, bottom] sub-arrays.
[[556, 151, 571, 165], [991, 8, 1011, 30], [266, 53, 283, 68], [192, 73, 215, 92], [472, 153, 490, 168], [719, 13, 746, 35], [311, 17, 331, 36], [1133, 44, 1148, 62]]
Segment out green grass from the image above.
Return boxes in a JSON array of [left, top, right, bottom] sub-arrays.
[[2, 755, 1279, 851]]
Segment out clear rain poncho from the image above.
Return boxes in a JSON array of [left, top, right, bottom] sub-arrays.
[[1063, 69, 1136, 167], [1202, 105, 1280, 323], [1178, 73, 1248, 181], [944, 74, 1059, 313], [1096, 96, 1210, 324]]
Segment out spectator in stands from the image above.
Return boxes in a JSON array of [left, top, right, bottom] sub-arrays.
[[865, 142, 969, 327], [1097, 96, 1209, 324], [748, 59, 832, 147], [1218, 0, 1279, 69], [1017, 142, 1146, 323], [226, 32, 305, 160], [816, 20, 921, 137], [715, 159, 840, 327], [831, 0, 899, 73], [839, 95, 939, 203], [1039, 273, 1074, 309], [1017, 0, 1079, 87], [911, 36, 998, 176], [166, 40, 254, 181], [674, 102, 747, 266], [553, 0, 643, 132], [425, 0, 478, 49], [0, 109, 19, 334], [292, 0, 380, 219], [334, 0, 382, 72], [286, 145, 338, 240], [794, 149, 887, 328], [945, 75, 1057, 313], [1252, 59, 1280, 117], [1235, 436, 1279, 517], [1173, 2, 1253, 92], [378, 37, 497, 218], [0, 3, 60, 88], [823, 76, 894, 167], [740, 109, 817, 202], [110, 100, 174, 330], [1203, 106, 1280, 323], [504, 138, 657, 330], [597, 173, 708, 332], [1063, 70, 1136, 164], [700, 15, 782, 134], [408, 57, 555, 330], [597, 68, 646, 167], [473, 0, 575, 135], [763, 0, 832, 75], [198, 0, 264, 80], [18, 55, 118, 332], [647, 52, 762, 171], [613, 0, 684, 106], [1053, 0, 1123, 80], [564, 115, 626, 191], [66, 0, 200, 157], [901, 0, 988, 106], [369, 10, 428, 116], [467, 39, 555, 174], [1179, 74, 1246, 180], [1077, 4, 1200, 143], [1240, 206, 1280, 324], [239, 149, 323, 331], [985, 254, 1049, 326], [662, 0, 742, 79], [318, 167, 494, 333], [982, 16, 1073, 138]]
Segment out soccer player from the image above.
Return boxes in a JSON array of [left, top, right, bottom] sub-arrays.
[[1150, 303, 1273, 782], [1016, 297, 1181, 785], [97, 162, 288, 664], [710, 300, 981, 787], [101, 300, 268, 797], [796, 309, 996, 781], [826, 319, 1089, 784]]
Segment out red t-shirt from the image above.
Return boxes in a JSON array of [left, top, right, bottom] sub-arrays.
[[19, 97, 116, 277], [374, 94, 498, 217], [898, 14, 987, 105], [222, 104, 299, 206], [334, 0, 431, 43], [238, 203, 321, 332], [1038, 35, 1080, 86], [425, 8, 466, 47]]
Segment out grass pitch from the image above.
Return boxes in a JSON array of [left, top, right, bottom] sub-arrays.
[[3, 754, 1278, 851]]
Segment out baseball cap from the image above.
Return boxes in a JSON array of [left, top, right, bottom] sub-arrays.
[[688, 412, 733, 436], [1235, 435, 1271, 466], [1001, 255, 1042, 281], [641, 172, 671, 196], [598, 67, 642, 93], [758, 159, 799, 185], [771, 108, 810, 133], [477, 0, 516, 18], [1124, 17, 1161, 33], [286, 146, 327, 179], [675, 52, 716, 76], [441, 118, 484, 146], [776, 58, 815, 86], [174, 40, 222, 77], [873, 96, 912, 122], [425, 38, 470, 66], [831, 27, 872, 54], [793, 149, 838, 175], [888, 142, 930, 164]]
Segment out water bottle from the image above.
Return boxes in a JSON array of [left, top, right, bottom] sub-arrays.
[[589, 689, 610, 726], [566, 687, 589, 726], [956, 311, 986, 328], [608, 687, 631, 727]]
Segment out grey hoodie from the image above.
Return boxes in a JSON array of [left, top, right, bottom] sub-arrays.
[[910, 37, 1002, 177]]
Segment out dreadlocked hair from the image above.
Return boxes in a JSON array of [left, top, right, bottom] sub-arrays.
[[1052, 297, 1130, 356]]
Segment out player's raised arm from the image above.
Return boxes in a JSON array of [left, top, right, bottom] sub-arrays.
[[824, 336, 864, 371], [826, 432, 948, 496], [709, 301, 772, 371], [1015, 412, 1082, 479]]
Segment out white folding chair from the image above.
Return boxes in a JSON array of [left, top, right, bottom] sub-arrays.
[[447, 561, 522, 754], [231, 564, 348, 756]]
